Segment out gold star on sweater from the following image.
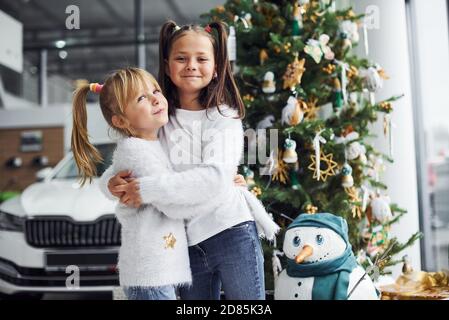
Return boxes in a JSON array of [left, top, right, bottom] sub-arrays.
[[163, 233, 176, 249]]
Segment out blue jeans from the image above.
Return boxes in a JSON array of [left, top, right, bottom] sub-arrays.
[[123, 285, 176, 300], [179, 221, 265, 300]]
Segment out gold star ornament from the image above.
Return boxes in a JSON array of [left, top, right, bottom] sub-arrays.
[[304, 97, 319, 120], [163, 233, 176, 249], [282, 55, 306, 90], [308, 151, 338, 182], [271, 149, 289, 185]]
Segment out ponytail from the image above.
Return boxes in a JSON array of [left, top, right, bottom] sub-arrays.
[[71, 85, 103, 186], [159, 20, 180, 116], [207, 21, 245, 119]]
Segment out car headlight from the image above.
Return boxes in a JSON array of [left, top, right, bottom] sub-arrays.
[[0, 210, 25, 232]]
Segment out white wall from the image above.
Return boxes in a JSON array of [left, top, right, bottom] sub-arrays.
[[0, 107, 66, 128], [350, 0, 421, 277]]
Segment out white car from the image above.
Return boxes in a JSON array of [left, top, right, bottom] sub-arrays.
[[0, 143, 120, 299]]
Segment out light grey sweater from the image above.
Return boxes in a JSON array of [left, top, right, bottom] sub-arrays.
[[100, 106, 279, 246]]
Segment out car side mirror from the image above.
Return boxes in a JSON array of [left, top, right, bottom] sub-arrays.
[[36, 167, 53, 182]]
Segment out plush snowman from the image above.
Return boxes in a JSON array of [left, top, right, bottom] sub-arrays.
[[274, 213, 379, 300]]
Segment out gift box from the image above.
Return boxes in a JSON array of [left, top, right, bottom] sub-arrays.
[[380, 270, 449, 300]]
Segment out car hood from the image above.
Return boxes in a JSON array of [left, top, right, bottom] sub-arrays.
[[20, 179, 117, 221]]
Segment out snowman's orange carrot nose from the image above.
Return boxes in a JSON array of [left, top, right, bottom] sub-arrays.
[[295, 245, 313, 264]]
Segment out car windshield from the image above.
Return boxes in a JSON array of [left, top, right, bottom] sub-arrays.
[[53, 143, 116, 179]]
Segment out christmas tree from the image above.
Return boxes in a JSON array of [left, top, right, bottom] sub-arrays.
[[203, 0, 421, 290]]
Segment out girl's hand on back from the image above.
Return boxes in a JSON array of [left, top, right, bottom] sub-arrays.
[[234, 174, 247, 187], [119, 180, 142, 208], [108, 170, 133, 198]]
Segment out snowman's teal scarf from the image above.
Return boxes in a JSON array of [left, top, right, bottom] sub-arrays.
[[286, 244, 357, 300]]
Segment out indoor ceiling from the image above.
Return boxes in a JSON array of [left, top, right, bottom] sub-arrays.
[[0, 0, 224, 82]]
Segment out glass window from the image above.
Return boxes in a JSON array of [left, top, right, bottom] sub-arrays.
[[407, 0, 449, 271], [54, 143, 115, 179]]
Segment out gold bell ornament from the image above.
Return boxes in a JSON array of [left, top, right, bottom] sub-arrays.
[[282, 138, 298, 164], [262, 71, 276, 94], [341, 162, 354, 188]]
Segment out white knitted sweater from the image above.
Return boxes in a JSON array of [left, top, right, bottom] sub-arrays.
[[100, 106, 279, 246], [111, 137, 191, 288]]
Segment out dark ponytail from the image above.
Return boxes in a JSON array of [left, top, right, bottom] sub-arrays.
[[206, 21, 245, 119], [158, 20, 180, 116]]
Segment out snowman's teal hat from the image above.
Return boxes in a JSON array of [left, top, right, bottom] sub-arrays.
[[287, 212, 349, 244]]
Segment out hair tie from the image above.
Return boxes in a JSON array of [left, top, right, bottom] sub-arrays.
[[89, 83, 103, 93], [204, 24, 212, 33], [173, 24, 181, 34]]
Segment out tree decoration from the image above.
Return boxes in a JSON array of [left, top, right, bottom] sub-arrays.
[[305, 204, 318, 214], [346, 65, 359, 79], [304, 34, 335, 64], [339, 20, 360, 49], [215, 5, 225, 14], [341, 162, 354, 188], [269, 149, 289, 184], [251, 186, 262, 197], [366, 225, 390, 258], [370, 195, 393, 223], [262, 71, 276, 93], [335, 131, 367, 161], [243, 94, 255, 107], [292, 2, 303, 36], [379, 101, 393, 113], [289, 162, 301, 190], [345, 186, 362, 219], [308, 150, 338, 182], [282, 55, 306, 90], [304, 96, 319, 120], [322, 63, 336, 75], [333, 78, 344, 109], [282, 96, 304, 126], [282, 138, 298, 163], [259, 48, 269, 65]]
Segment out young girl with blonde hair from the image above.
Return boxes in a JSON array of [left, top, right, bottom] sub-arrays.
[[72, 68, 194, 300]]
